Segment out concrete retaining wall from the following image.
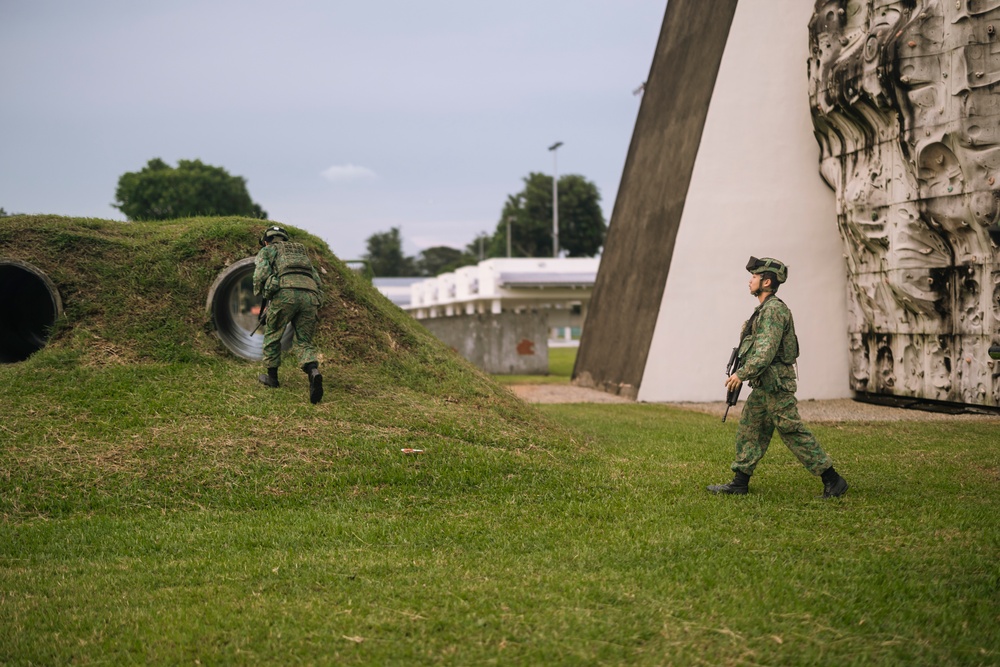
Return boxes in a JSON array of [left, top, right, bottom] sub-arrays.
[[419, 312, 549, 375]]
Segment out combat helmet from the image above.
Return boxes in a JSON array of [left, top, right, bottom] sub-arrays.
[[746, 256, 788, 284], [260, 225, 290, 246]]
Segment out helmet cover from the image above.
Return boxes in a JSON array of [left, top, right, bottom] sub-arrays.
[[260, 226, 290, 245], [746, 256, 787, 284]]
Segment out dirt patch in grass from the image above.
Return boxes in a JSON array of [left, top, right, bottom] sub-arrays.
[[508, 384, 631, 404], [513, 385, 1000, 423]]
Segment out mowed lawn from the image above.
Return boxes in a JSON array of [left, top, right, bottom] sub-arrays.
[[2, 380, 998, 665], [4, 217, 996, 664]]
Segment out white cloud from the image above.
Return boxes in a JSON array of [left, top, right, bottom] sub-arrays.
[[320, 164, 377, 183]]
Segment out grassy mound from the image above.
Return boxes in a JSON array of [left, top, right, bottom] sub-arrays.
[[0, 215, 569, 519], [2, 214, 453, 365]]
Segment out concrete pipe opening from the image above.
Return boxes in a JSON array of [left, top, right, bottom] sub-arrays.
[[207, 257, 291, 361], [0, 259, 63, 363]]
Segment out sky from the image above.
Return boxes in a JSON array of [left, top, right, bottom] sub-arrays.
[[0, 1, 665, 261]]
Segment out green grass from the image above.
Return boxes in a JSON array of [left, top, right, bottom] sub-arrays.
[[2, 362, 998, 665], [547, 346, 576, 378], [2, 216, 999, 665]]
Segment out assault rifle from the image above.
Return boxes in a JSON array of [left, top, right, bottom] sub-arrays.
[[722, 302, 768, 422], [250, 298, 268, 336], [722, 345, 743, 423]]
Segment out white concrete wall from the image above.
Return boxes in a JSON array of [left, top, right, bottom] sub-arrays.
[[637, 0, 851, 403]]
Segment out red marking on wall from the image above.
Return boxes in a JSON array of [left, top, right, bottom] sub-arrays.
[[517, 339, 536, 356]]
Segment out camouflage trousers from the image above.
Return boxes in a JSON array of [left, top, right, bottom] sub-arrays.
[[262, 288, 319, 369], [732, 386, 832, 476]]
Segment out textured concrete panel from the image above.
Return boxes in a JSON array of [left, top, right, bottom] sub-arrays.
[[419, 312, 549, 375], [809, 0, 1000, 407], [574, 0, 739, 398]]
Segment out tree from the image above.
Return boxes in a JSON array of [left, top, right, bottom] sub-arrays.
[[494, 172, 606, 258], [363, 227, 416, 277], [416, 246, 471, 277], [113, 158, 268, 221]]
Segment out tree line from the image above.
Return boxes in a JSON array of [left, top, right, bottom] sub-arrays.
[[363, 172, 606, 277], [4, 160, 606, 276]]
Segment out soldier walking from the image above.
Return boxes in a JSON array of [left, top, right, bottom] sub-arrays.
[[708, 256, 848, 498], [253, 226, 324, 404]]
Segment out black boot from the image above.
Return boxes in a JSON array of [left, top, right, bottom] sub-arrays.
[[258, 367, 279, 388], [821, 466, 848, 498], [303, 362, 323, 404], [707, 470, 750, 495]]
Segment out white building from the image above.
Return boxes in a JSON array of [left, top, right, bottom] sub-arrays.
[[406, 257, 599, 340]]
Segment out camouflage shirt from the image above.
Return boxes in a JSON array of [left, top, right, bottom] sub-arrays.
[[253, 241, 323, 299], [737, 295, 799, 390]]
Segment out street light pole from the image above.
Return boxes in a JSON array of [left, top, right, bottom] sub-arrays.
[[506, 216, 512, 257], [548, 141, 563, 258]]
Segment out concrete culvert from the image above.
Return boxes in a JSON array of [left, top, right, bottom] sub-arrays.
[[207, 257, 292, 361], [0, 259, 63, 363]]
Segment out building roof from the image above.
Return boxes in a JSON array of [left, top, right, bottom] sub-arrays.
[[497, 272, 596, 288]]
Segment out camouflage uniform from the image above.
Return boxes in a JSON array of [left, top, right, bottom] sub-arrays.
[[253, 240, 323, 369], [731, 295, 832, 476]]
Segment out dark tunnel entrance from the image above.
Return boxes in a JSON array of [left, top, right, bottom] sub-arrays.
[[0, 259, 63, 363], [207, 257, 291, 360]]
